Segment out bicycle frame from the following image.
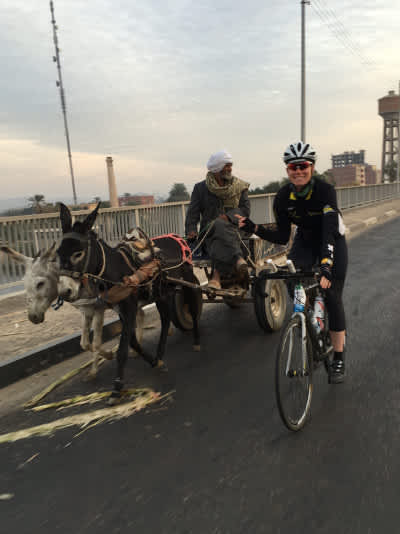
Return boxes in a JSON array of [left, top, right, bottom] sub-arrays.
[[285, 311, 309, 378]]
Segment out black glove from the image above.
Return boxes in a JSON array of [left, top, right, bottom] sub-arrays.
[[319, 262, 332, 282], [242, 218, 257, 234]]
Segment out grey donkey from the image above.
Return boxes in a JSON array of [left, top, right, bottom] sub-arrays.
[[0, 244, 142, 379]]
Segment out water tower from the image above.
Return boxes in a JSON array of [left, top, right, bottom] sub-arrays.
[[378, 90, 400, 182]]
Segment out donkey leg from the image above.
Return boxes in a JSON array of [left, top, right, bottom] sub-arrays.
[[111, 303, 132, 399], [129, 328, 158, 368], [86, 308, 111, 381], [79, 308, 99, 382], [127, 299, 158, 368], [94, 308, 113, 361], [80, 308, 93, 352], [185, 286, 201, 352], [153, 298, 171, 372]]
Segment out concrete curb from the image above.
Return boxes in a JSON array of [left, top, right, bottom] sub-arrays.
[[1, 204, 399, 389], [345, 208, 398, 239], [0, 317, 123, 389]]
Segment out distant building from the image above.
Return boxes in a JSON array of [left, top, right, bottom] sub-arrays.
[[329, 164, 380, 187], [378, 90, 400, 182], [118, 195, 155, 207], [331, 150, 365, 168]]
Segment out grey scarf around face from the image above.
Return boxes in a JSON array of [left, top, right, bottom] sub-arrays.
[[205, 172, 249, 209]]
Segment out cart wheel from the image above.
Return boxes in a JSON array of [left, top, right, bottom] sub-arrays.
[[254, 278, 287, 332], [136, 306, 144, 343], [171, 275, 203, 331]]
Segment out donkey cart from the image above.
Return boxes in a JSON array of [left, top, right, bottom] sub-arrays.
[[167, 235, 289, 333]]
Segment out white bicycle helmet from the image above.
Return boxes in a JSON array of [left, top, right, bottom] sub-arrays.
[[283, 141, 317, 164]]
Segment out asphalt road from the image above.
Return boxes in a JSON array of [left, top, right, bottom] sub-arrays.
[[1, 218, 400, 533]]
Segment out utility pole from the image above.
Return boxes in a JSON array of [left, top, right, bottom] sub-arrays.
[[301, 1, 310, 142], [49, 0, 77, 205]]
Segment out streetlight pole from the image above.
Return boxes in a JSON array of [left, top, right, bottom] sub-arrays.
[[49, 0, 77, 205], [301, 0, 310, 142]]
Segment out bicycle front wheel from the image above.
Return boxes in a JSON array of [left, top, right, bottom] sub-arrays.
[[275, 315, 313, 431]]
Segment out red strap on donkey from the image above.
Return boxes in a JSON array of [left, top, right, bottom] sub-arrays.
[[153, 233, 193, 265]]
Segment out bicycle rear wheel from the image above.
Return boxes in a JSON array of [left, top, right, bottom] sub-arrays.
[[275, 315, 313, 431]]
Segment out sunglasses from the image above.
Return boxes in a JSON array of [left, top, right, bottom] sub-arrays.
[[287, 161, 312, 171]]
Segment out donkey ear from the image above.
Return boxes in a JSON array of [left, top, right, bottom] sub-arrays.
[[41, 242, 58, 263], [81, 202, 101, 233], [1, 246, 32, 266], [59, 203, 72, 234]]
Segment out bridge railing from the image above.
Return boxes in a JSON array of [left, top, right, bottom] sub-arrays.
[[1, 182, 399, 286]]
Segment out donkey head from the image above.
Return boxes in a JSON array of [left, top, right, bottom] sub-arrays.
[[57, 202, 100, 273], [1, 244, 59, 324]]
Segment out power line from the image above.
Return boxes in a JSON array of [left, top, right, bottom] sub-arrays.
[[312, 0, 371, 65], [315, 0, 374, 64], [49, 0, 78, 205], [311, 2, 368, 66], [312, 0, 375, 67], [310, 0, 376, 69]]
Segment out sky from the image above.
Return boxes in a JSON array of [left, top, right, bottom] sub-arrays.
[[2, 0, 400, 206]]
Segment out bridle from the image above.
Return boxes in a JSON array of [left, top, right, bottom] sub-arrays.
[[59, 231, 106, 281]]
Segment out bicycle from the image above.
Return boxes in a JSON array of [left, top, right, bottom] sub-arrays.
[[260, 260, 334, 431]]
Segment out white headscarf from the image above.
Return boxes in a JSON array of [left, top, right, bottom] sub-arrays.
[[206, 150, 233, 173]]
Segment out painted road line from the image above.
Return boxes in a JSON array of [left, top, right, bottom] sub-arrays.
[[365, 217, 378, 226]]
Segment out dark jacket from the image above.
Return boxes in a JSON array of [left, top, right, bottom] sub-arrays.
[[185, 180, 250, 235], [255, 178, 344, 264]]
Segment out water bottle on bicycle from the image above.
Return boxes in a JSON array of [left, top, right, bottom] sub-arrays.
[[293, 283, 306, 313], [311, 296, 325, 335]]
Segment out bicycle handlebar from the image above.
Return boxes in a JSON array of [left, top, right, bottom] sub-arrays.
[[259, 258, 321, 280], [258, 270, 319, 280]]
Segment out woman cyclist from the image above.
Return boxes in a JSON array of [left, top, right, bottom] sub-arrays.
[[236, 141, 347, 384]]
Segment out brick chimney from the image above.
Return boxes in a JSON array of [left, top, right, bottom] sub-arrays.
[[106, 156, 118, 207]]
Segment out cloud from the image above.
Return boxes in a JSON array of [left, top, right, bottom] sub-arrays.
[[1, 0, 399, 200]]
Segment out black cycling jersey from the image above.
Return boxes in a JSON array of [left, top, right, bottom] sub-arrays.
[[255, 177, 347, 331], [255, 178, 344, 266]]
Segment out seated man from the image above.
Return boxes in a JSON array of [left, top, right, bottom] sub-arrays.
[[185, 149, 250, 289]]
